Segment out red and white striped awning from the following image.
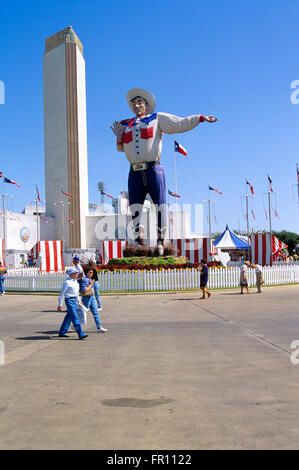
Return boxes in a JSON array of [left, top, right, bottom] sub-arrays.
[[31, 241, 64, 272], [100, 240, 128, 265], [170, 238, 216, 262], [250, 234, 288, 266]]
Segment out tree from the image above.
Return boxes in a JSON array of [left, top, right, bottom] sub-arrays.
[[272, 230, 299, 253]]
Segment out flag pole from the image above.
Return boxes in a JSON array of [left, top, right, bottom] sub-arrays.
[[35, 185, 40, 247], [268, 191, 272, 234], [1, 194, 7, 255], [174, 151, 177, 195], [245, 179, 250, 261]]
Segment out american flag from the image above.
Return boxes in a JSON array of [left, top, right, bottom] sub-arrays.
[[267, 174, 274, 192]]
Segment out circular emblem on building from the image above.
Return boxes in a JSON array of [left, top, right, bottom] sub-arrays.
[[20, 227, 30, 242]]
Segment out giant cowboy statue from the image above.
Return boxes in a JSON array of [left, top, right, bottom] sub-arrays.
[[111, 88, 217, 255]]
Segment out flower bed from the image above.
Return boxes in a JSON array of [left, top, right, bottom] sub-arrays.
[[83, 260, 220, 272]]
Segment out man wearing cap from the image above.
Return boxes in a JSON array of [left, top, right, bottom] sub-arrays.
[[111, 89, 217, 253], [57, 267, 88, 339], [72, 256, 84, 278]]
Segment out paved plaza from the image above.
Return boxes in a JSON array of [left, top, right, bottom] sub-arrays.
[[0, 285, 299, 450]]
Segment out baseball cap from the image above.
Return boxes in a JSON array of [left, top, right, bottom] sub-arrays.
[[68, 267, 78, 275]]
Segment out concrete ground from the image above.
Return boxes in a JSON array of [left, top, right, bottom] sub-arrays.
[[0, 285, 299, 450]]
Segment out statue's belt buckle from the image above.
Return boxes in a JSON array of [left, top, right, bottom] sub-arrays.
[[132, 162, 148, 171]]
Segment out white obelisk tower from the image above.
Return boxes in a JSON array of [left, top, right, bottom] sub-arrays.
[[43, 26, 88, 249]]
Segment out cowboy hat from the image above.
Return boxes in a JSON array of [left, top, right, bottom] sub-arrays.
[[126, 88, 156, 114]]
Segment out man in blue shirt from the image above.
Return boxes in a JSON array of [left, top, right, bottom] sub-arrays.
[[199, 259, 211, 299], [57, 267, 88, 339]]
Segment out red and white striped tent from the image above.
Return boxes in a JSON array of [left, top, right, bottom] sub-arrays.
[[170, 238, 217, 263], [99, 240, 128, 265], [250, 234, 288, 266], [0, 239, 4, 267], [30, 240, 64, 272]]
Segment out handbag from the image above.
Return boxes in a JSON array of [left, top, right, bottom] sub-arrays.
[[83, 287, 95, 297], [259, 275, 264, 285], [76, 304, 88, 325]]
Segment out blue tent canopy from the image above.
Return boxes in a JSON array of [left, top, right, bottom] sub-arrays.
[[214, 225, 250, 249]]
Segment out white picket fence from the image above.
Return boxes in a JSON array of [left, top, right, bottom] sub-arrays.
[[3, 265, 299, 293]]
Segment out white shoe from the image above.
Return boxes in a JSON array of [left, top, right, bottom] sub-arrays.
[[97, 327, 108, 333], [98, 307, 102, 311]]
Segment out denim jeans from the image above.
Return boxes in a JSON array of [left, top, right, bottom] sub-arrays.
[[0, 277, 4, 294], [59, 297, 85, 338], [82, 295, 101, 329], [93, 280, 102, 309]]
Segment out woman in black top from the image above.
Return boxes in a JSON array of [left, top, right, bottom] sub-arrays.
[[88, 259, 102, 311]]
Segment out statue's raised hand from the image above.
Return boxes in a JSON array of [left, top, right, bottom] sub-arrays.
[[110, 121, 124, 139]]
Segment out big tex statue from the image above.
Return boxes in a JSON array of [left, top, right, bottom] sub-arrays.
[[111, 88, 217, 254]]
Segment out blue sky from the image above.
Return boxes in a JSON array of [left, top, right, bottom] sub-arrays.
[[1, 0, 299, 235]]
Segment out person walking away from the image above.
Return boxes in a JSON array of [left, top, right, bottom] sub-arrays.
[[88, 258, 102, 311], [57, 267, 88, 339], [240, 260, 250, 294], [251, 263, 263, 293], [81, 267, 107, 333], [0, 262, 7, 296], [199, 259, 211, 299]]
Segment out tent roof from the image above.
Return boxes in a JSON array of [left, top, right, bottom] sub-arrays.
[[214, 225, 250, 249]]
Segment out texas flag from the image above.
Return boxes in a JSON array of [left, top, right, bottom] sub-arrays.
[[267, 174, 274, 192], [174, 140, 187, 156], [208, 185, 222, 195], [101, 190, 113, 199], [3, 176, 21, 188], [168, 189, 181, 198], [61, 188, 72, 197]]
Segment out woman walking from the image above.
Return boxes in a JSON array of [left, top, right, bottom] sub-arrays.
[[0, 262, 6, 296], [240, 260, 251, 294], [88, 258, 102, 311], [81, 267, 107, 333], [199, 259, 211, 299]]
